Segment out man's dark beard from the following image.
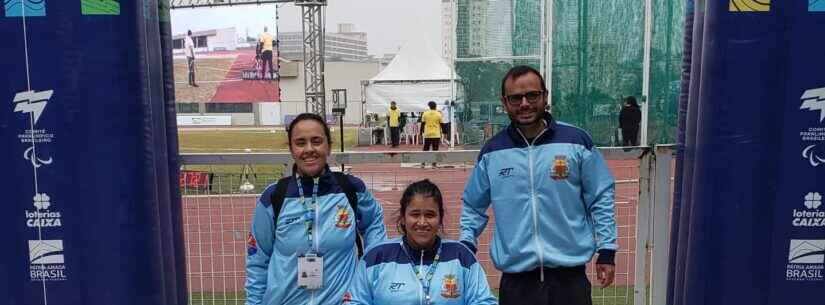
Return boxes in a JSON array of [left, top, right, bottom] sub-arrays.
[[509, 112, 541, 128]]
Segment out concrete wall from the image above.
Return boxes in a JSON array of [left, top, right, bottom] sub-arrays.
[[202, 113, 255, 125], [210, 28, 237, 51], [279, 61, 383, 124]]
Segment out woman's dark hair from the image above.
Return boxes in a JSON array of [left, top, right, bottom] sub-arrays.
[[625, 96, 639, 108], [287, 113, 332, 145], [396, 179, 445, 234]]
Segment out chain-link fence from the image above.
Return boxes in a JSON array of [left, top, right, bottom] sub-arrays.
[[179, 148, 669, 305]]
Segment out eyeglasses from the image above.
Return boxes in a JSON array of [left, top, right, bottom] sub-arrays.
[[505, 91, 545, 106]]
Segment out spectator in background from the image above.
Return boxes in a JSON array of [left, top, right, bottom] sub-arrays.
[[422, 101, 443, 168], [619, 96, 642, 146], [185, 30, 198, 87], [259, 27, 275, 81], [371, 113, 385, 145], [399, 112, 408, 132], [441, 100, 453, 145], [388, 101, 401, 148]]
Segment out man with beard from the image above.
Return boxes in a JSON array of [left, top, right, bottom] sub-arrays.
[[459, 65, 618, 305]]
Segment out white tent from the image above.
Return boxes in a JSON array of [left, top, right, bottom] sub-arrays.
[[365, 37, 461, 114]]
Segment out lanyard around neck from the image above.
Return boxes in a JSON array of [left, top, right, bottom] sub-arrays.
[[402, 241, 442, 305], [296, 175, 320, 252]]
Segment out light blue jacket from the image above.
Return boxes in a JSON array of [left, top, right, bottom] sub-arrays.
[[460, 113, 618, 273], [245, 170, 387, 305], [347, 237, 497, 305]]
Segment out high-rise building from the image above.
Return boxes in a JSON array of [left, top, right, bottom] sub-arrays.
[[441, 0, 454, 61], [486, 0, 512, 57], [279, 23, 369, 61], [466, 1, 488, 57]]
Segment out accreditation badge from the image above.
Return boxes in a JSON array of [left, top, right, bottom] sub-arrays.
[[297, 253, 324, 290]]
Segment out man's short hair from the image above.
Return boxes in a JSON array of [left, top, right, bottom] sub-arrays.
[[187, 30, 192, 36], [428, 101, 437, 109], [500, 65, 548, 97]]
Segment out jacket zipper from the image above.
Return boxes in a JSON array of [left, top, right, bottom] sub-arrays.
[[312, 190, 320, 305], [420, 250, 425, 305], [517, 126, 548, 282]]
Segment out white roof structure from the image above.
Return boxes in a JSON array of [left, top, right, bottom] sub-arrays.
[[371, 38, 455, 82], [365, 37, 461, 113]]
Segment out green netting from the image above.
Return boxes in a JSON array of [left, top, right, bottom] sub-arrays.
[[455, 0, 684, 146], [455, 0, 543, 145], [649, 0, 685, 145]]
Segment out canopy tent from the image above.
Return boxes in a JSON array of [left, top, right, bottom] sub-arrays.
[[365, 37, 461, 114]]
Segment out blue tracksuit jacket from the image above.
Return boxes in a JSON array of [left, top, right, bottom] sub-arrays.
[[347, 237, 497, 305], [460, 112, 618, 273], [245, 170, 388, 305]]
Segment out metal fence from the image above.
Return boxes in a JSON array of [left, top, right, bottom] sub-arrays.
[[179, 146, 675, 305]]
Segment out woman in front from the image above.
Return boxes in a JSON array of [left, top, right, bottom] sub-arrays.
[[245, 113, 388, 305], [347, 179, 498, 305]]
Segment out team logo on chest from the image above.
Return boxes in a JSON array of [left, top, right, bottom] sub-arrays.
[[550, 155, 569, 180], [335, 204, 352, 229], [440, 274, 460, 299]]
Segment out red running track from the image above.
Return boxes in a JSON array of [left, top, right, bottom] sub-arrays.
[[182, 159, 642, 294], [210, 51, 279, 103]]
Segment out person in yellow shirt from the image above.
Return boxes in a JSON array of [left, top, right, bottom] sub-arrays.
[[387, 101, 401, 147], [421, 101, 443, 168], [258, 27, 275, 81]]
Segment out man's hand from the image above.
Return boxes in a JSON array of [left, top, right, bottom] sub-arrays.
[[596, 264, 615, 288]]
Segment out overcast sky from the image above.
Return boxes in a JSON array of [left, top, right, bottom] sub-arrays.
[[170, 0, 443, 57]]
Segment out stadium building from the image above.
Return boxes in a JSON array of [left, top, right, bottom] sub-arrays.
[[172, 27, 239, 53], [279, 23, 369, 62]]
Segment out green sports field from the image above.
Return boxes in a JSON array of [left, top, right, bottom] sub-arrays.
[[177, 128, 357, 194]]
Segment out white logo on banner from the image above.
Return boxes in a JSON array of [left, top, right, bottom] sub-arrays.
[[802, 145, 825, 167], [24, 147, 52, 168], [786, 240, 825, 281], [33, 193, 50, 210], [806, 192, 823, 210], [801, 87, 825, 123], [792, 192, 824, 227], [26, 193, 62, 228], [28, 240, 68, 281], [788, 240, 825, 264], [13, 90, 53, 125], [28, 240, 64, 264]]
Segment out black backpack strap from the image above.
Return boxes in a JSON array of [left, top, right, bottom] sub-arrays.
[[333, 172, 364, 257], [269, 176, 291, 236]]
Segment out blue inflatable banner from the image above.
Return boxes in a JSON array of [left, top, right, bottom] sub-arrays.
[[768, 1, 825, 303], [0, 1, 185, 304], [675, 1, 825, 304]]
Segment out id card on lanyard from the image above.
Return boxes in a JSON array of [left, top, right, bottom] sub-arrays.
[[296, 175, 324, 290], [403, 241, 442, 305], [298, 253, 324, 290]]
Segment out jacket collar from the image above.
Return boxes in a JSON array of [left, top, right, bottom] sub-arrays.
[[506, 111, 557, 146], [402, 235, 442, 260], [292, 164, 332, 182]]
